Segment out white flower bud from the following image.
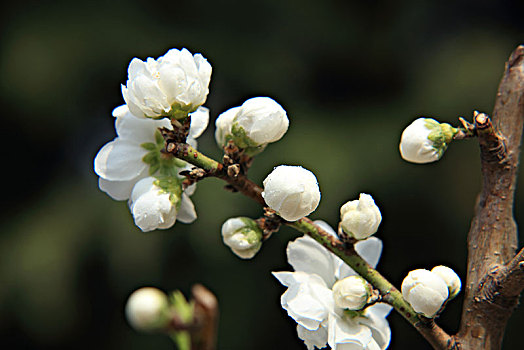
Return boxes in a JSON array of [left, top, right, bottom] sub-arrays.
[[399, 118, 457, 164], [340, 193, 382, 240], [401, 269, 449, 318], [122, 48, 212, 119], [125, 287, 169, 331], [221, 217, 263, 259], [431, 265, 461, 299], [262, 165, 321, 222], [214, 106, 240, 148], [332, 276, 372, 310], [231, 97, 289, 147], [129, 177, 179, 232]]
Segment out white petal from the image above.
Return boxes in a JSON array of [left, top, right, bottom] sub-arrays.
[[354, 237, 383, 269], [188, 106, 209, 139], [360, 304, 392, 349], [115, 107, 171, 142], [328, 314, 372, 350], [286, 235, 337, 287], [98, 168, 148, 201], [272, 271, 333, 330], [176, 193, 197, 224], [297, 324, 328, 350], [94, 139, 148, 181]]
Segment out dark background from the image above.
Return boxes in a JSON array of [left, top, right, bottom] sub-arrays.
[[1, 0, 523, 349]]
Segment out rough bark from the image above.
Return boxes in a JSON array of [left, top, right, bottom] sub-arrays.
[[455, 45, 524, 349]]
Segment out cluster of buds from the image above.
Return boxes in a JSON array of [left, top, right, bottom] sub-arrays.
[[401, 266, 461, 318]]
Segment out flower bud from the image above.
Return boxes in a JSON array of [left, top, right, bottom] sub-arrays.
[[122, 48, 212, 119], [262, 165, 321, 221], [431, 265, 461, 299], [339, 193, 381, 240], [401, 269, 449, 318], [214, 106, 240, 148], [332, 276, 372, 310], [231, 97, 289, 147], [399, 118, 458, 164], [125, 287, 169, 331], [129, 177, 180, 232], [221, 217, 263, 259]]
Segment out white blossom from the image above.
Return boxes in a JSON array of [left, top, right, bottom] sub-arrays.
[[122, 48, 212, 119], [262, 165, 321, 221], [340, 194, 382, 240], [128, 177, 196, 232], [125, 287, 169, 331], [273, 220, 391, 350], [399, 118, 457, 164], [431, 265, 461, 299], [221, 217, 263, 259], [401, 269, 449, 318], [332, 276, 372, 310], [94, 104, 207, 201]]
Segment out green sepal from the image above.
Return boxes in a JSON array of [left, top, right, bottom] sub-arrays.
[[154, 175, 182, 206], [425, 119, 459, 159], [237, 217, 263, 246], [143, 152, 159, 164], [344, 309, 366, 319], [149, 163, 161, 176], [140, 142, 158, 151], [155, 129, 166, 146], [231, 122, 262, 148]]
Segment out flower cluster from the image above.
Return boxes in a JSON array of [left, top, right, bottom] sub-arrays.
[[94, 48, 211, 232], [401, 266, 461, 318], [273, 221, 391, 350]]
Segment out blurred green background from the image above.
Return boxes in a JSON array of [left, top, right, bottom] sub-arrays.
[[1, 0, 523, 349]]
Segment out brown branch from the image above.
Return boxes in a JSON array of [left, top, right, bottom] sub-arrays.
[[456, 45, 524, 349]]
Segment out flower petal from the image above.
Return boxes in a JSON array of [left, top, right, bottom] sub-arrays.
[[297, 324, 328, 350], [115, 105, 171, 141], [94, 139, 148, 181], [98, 168, 148, 201], [188, 106, 209, 139], [354, 237, 383, 269], [286, 235, 337, 287], [176, 193, 197, 224], [328, 314, 372, 350], [273, 271, 333, 330], [359, 305, 392, 350]]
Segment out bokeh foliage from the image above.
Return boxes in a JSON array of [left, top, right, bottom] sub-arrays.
[[0, 0, 523, 349]]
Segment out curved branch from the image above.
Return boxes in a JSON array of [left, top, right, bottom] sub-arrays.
[[164, 141, 452, 349]]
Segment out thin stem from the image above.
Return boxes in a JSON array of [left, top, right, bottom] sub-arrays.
[[165, 141, 452, 349]]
